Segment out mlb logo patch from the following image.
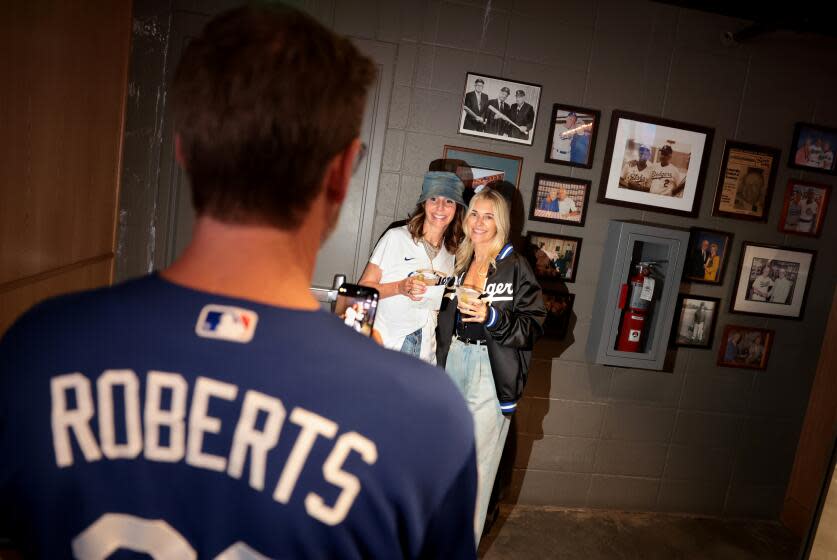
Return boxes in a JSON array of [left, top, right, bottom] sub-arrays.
[[195, 304, 258, 343]]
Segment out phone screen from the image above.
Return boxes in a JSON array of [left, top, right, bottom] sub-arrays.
[[334, 284, 379, 337]]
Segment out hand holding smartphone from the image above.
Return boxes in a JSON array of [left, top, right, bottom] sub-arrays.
[[334, 283, 379, 337]]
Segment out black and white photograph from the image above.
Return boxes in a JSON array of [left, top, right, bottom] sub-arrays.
[[731, 242, 816, 319], [712, 141, 780, 222], [458, 72, 542, 146], [542, 291, 575, 339], [744, 257, 801, 305], [598, 111, 714, 216], [525, 232, 582, 284], [672, 294, 720, 348], [529, 173, 590, 226], [544, 103, 600, 168]]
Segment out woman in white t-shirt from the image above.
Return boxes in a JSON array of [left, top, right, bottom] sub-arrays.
[[359, 171, 466, 363]]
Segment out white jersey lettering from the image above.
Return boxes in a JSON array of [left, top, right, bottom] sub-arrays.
[[51, 373, 102, 467], [186, 376, 238, 472]]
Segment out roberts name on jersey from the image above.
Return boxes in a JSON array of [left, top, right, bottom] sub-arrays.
[[51, 369, 377, 526]]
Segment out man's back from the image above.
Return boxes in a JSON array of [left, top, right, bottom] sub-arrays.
[[0, 275, 477, 558]]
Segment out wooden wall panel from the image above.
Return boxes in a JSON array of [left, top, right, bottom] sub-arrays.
[[782, 286, 837, 537], [0, 257, 113, 335], [0, 1, 131, 335]]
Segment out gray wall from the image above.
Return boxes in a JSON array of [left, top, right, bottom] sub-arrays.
[[120, 0, 837, 519]]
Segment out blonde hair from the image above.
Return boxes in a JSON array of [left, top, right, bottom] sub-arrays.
[[455, 189, 510, 275]]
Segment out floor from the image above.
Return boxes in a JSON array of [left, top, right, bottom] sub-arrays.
[[478, 505, 801, 560]]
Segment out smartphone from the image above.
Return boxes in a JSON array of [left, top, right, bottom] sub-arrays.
[[334, 283, 379, 337]]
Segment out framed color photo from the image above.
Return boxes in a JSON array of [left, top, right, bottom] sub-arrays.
[[730, 242, 816, 320], [683, 227, 733, 285], [442, 145, 523, 190], [458, 72, 542, 146], [525, 232, 582, 283], [529, 173, 590, 226], [789, 122, 837, 175], [542, 291, 575, 339], [597, 111, 714, 217], [778, 180, 831, 237], [544, 103, 600, 168], [712, 141, 781, 221], [672, 294, 720, 348], [717, 325, 774, 370]]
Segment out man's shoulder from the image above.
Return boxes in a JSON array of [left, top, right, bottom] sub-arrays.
[[3, 277, 153, 342]]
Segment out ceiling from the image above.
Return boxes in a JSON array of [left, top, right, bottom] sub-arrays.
[[653, 1, 837, 41]]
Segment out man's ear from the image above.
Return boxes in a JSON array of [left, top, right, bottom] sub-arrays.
[[324, 138, 361, 205], [174, 133, 188, 170]]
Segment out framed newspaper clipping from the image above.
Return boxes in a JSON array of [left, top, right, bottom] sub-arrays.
[[711, 141, 781, 222]]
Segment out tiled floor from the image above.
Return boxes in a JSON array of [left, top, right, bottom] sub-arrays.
[[479, 505, 800, 560]]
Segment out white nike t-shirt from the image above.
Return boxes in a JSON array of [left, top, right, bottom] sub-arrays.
[[369, 226, 455, 363]]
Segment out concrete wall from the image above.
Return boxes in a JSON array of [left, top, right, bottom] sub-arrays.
[[120, 0, 837, 518]]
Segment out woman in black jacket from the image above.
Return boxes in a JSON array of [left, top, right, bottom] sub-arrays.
[[436, 188, 545, 543]]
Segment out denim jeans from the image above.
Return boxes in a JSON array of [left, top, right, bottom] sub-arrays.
[[444, 337, 510, 544], [399, 328, 422, 358]]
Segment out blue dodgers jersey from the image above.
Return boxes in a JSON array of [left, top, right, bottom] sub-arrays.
[[0, 275, 477, 559]]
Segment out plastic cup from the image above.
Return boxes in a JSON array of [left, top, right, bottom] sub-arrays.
[[456, 284, 481, 305], [414, 269, 441, 286]]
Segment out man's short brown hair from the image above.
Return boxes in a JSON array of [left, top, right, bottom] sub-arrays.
[[172, 5, 376, 228]]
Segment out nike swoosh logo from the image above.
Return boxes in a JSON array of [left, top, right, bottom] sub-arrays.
[[404, 257, 415, 261]]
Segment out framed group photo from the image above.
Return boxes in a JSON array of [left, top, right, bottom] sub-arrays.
[[789, 122, 837, 175], [542, 291, 575, 339], [683, 227, 733, 285], [528, 173, 590, 226], [672, 294, 720, 349], [598, 110, 714, 217], [712, 141, 781, 222], [717, 325, 774, 370], [525, 232, 582, 284], [730, 242, 817, 320], [544, 103, 600, 169], [777, 180, 831, 237], [458, 72, 542, 146], [442, 145, 523, 190]]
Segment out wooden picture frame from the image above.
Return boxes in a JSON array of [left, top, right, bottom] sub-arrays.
[[528, 173, 590, 227], [597, 110, 714, 217], [711, 140, 781, 222], [544, 103, 600, 169]]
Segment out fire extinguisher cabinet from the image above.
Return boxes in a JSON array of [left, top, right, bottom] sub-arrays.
[[586, 221, 690, 370]]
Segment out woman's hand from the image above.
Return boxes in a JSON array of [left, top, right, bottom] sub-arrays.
[[398, 276, 426, 301], [458, 297, 488, 323]]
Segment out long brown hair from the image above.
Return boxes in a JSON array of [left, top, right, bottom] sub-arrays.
[[406, 203, 464, 253]]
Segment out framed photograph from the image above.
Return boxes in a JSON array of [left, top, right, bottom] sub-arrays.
[[778, 180, 831, 237], [597, 110, 714, 217], [672, 294, 720, 348], [711, 141, 781, 221], [683, 227, 733, 285], [442, 145, 523, 190], [529, 173, 590, 226], [542, 291, 575, 339], [544, 103, 600, 168], [789, 122, 837, 175], [458, 72, 542, 146], [717, 325, 774, 370], [730, 242, 816, 320], [525, 232, 582, 284]]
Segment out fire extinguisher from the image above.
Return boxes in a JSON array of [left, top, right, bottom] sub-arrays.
[[616, 262, 656, 352]]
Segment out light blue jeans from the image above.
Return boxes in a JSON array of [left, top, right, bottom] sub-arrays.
[[399, 328, 422, 358], [444, 337, 511, 543]]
